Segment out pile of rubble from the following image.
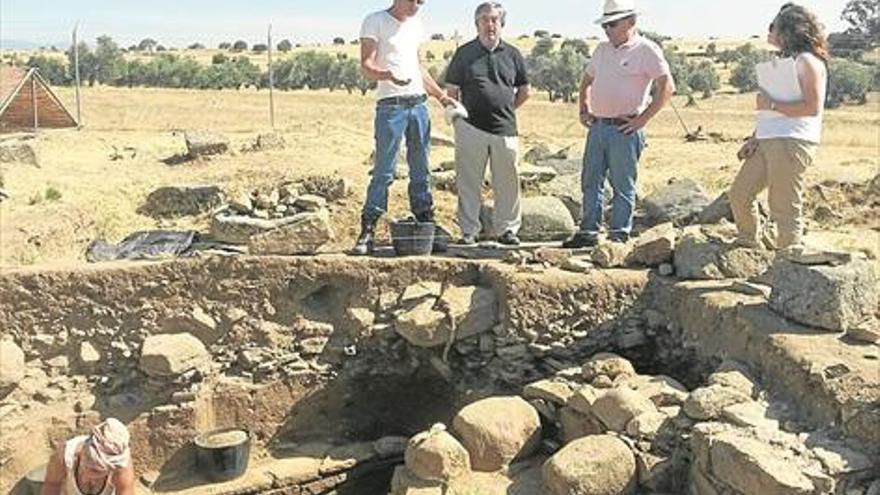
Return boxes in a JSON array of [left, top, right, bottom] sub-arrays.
[[208, 175, 349, 255], [391, 353, 879, 495]]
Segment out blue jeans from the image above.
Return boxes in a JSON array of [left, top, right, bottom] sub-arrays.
[[362, 100, 433, 222], [579, 121, 646, 238]]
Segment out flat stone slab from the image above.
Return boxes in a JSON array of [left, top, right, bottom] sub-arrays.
[[665, 280, 880, 451]]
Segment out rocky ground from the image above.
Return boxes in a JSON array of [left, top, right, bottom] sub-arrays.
[[1, 127, 879, 495]]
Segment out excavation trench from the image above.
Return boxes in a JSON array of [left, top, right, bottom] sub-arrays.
[[0, 256, 877, 494]]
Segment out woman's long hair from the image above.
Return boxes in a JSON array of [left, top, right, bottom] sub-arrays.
[[773, 3, 830, 62]]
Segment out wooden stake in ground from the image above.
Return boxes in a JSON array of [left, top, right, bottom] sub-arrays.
[[267, 24, 276, 130], [31, 77, 39, 132], [72, 22, 82, 127]]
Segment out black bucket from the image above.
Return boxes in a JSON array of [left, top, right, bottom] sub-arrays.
[[194, 428, 250, 483], [390, 220, 435, 257], [22, 464, 46, 495]]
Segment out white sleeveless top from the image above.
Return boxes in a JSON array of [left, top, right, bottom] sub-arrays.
[[755, 52, 827, 144], [63, 436, 116, 495]]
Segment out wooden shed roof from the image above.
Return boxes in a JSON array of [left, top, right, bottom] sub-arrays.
[[0, 66, 78, 130]]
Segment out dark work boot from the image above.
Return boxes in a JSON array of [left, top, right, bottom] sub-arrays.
[[351, 217, 377, 256]]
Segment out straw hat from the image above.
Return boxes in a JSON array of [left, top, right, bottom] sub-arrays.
[[595, 0, 638, 25]]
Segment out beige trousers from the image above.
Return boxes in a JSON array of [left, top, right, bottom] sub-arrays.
[[729, 137, 817, 249], [454, 119, 522, 237]]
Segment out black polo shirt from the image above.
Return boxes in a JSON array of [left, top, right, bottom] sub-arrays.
[[445, 39, 529, 137]]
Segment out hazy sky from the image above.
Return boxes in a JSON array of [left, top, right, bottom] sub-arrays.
[[0, 0, 853, 47]]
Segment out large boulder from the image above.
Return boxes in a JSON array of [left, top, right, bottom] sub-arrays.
[[674, 226, 774, 280], [184, 129, 229, 158], [210, 214, 300, 244], [627, 222, 676, 267], [297, 175, 351, 202], [540, 173, 583, 224], [582, 353, 636, 383], [0, 339, 25, 393], [0, 140, 38, 166], [452, 397, 541, 471], [692, 424, 819, 495], [769, 254, 878, 331], [698, 192, 734, 224], [644, 178, 711, 227], [389, 466, 443, 495], [248, 210, 334, 255], [395, 286, 497, 348], [404, 426, 470, 482], [542, 435, 637, 495], [139, 333, 211, 377], [481, 196, 576, 242], [683, 384, 751, 421], [591, 388, 659, 433], [139, 185, 224, 218]]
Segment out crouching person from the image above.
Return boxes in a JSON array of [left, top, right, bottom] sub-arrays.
[[42, 418, 135, 495]]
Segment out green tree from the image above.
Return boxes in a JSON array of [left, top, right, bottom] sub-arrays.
[[94, 35, 126, 84], [561, 38, 590, 57], [687, 60, 720, 98], [841, 0, 879, 45], [67, 41, 99, 86], [277, 39, 293, 52], [232, 40, 248, 52], [729, 46, 772, 92], [826, 58, 872, 108], [137, 38, 158, 52], [26, 55, 68, 85], [531, 37, 555, 58]]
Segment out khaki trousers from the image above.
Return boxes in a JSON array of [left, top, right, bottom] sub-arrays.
[[729, 138, 816, 249], [454, 120, 522, 237]]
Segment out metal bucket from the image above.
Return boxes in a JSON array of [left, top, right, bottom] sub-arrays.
[[390, 220, 435, 257], [23, 464, 46, 495], [194, 428, 250, 483]]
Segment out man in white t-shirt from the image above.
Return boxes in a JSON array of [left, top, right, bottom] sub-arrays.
[[353, 0, 456, 255]]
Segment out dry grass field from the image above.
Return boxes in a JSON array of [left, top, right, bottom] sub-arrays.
[[0, 42, 878, 268]]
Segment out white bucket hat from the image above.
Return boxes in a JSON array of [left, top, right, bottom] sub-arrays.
[[595, 0, 638, 25]]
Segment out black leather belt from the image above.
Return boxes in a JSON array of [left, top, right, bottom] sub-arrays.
[[597, 116, 636, 126], [377, 94, 428, 106]]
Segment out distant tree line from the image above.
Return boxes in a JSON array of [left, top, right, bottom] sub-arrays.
[[17, 9, 878, 109]]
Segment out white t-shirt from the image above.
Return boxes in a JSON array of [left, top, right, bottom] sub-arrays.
[[360, 10, 426, 99], [755, 52, 827, 144]]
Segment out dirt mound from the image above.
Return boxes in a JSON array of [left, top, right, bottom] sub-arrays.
[[806, 176, 880, 230]]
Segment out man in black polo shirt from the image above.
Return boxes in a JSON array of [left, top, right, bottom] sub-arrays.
[[445, 2, 530, 245]]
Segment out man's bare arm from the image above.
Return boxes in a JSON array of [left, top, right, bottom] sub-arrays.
[[360, 39, 407, 85], [579, 73, 596, 126], [421, 66, 453, 106], [41, 447, 66, 495], [113, 465, 137, 495], [446, 84, 461, 101]]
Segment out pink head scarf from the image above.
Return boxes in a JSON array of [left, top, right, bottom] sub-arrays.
[[84, 418, 131, 471]]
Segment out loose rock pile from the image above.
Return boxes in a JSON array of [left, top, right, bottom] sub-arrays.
[[210, 175, 349, 254], [391, 353, 878, 495]]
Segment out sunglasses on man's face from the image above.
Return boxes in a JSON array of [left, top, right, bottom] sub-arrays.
[[602, 19, 621, 30], [408, 0, 425, 4]]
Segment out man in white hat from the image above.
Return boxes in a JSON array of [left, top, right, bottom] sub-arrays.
[[562, 0, 674, 248]]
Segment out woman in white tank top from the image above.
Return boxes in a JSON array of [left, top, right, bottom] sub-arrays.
[[729, 3, 829, 250], [40, 419, 135, 495]]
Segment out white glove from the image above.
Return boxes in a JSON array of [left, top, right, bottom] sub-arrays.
[[444, 100, 469, 125]]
